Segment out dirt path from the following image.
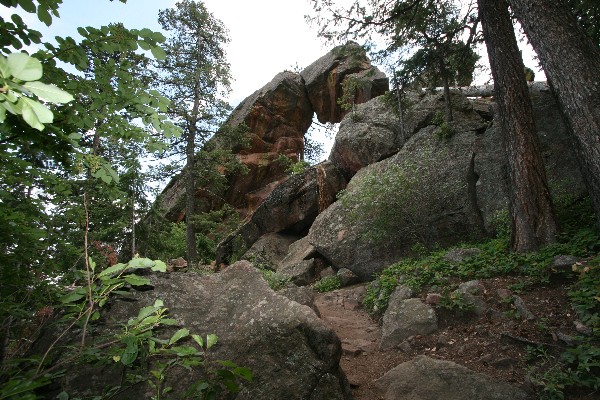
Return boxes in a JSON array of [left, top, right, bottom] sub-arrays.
[[315, 285, 406, 400], [314, 278, 582, 400]]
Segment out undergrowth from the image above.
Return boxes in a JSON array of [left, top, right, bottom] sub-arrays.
[[363, 198, 600, 399]]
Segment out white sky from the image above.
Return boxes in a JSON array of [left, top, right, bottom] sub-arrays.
[[1, 0, 332, 107]]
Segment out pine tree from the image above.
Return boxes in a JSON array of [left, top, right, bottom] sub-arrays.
[[156, 0, 233, 265]]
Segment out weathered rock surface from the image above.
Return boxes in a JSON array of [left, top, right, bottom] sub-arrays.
[[60, 262, 352, 400], [217, 161, 346, 264], [329, 96, 405, 180], [158, 42, 386, 223], [301, 42, 388, 124], [241, 232, 300, 268], [380, 298, 438, 351], [375, 355, 529, 400], [307, 88, 586, 280]]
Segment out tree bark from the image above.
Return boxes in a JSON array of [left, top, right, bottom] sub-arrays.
[[478, 0, 558, 252], [185, 126, 197, 265], [510, 0, 600, 224]]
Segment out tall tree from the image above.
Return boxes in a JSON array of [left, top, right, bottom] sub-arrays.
[[477, 0, 557, 252], [510, 0, 600, 225], [157, 0, 232, 264]]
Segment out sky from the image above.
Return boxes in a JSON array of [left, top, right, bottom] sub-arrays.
[[1, 0, 332, 107]]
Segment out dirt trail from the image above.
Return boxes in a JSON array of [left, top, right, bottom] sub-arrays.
[[315, 285, 405, 400], [314, 277, 581, 400]]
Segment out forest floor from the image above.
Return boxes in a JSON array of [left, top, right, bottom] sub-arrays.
[[315, 275, 586, 400]]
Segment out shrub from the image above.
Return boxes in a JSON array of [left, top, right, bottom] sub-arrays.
[[313, 276, 342, 293]]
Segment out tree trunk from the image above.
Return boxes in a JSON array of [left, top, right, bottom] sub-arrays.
[[510, 0, 600, 224], [440, 62, 454, 122], [185, 127, 197, 265], [478, 0, 558, 252], [131, 193, 136, 259]]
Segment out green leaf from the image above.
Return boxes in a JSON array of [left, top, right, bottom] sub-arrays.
[[234, 366, 253, 382], [171, 345, 199, 357], [137, 40, 151, 51], [151, 46, 167, 61], [60, 289, 86, 304], [120, 336, 139, 365], [206, 334, 218, 349], [191, 334, 204, 347], [37, 7, 51, 26], [154, 299, 164, 308], [0, 105, 5, 123], [21, 97, 53, 130], [169, 328, 189, 345], [124, 274, 150, 286], [17, 0, 36, 13], [161, 318, 178, 326], [7, 52, 42, 81], [0, 55, 9, 77], [98, 263, 128, 278], [136, 305, 158, 321], [23, 81, 74, 103], [128, 257, 155, 269], [151, 260, 167, 272]]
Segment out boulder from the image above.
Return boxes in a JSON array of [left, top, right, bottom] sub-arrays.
[[279, 259, 320, 286], [301, 41, 388, 123], [216, 161, 346, 264], [241, 232, 301, 268], [329, 96, 405, 180], [375, 355, 529, 400], [58, 262, 352, 400], [307, 88, 586, 280], [278, 236, 319, 269], [278, 285, 320, 317], [380, 298, 438, 351]]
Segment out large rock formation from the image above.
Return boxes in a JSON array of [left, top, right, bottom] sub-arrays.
[[157, 42, 388, 221], [301, 41, 388, 123], [56, 262, 352, 400], [216, 161, 346, 264], [305, 86, 586, 280]]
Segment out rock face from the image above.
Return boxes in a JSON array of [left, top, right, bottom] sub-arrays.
[[158, 42, 387, 222], [329, 96, 405, 180], [60, 262, 352, 400], [375, 355, 529, 400], [306, 88, 586, 280], [216, 161, 346, 264], [301, 41, 388, 123]]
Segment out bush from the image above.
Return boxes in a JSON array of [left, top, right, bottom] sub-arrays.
[[313, 276, 342, 293]]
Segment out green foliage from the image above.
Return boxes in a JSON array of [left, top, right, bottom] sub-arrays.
[[363, 198, 600, 316], [431, 110, 454, 140], [337, 73, 370, 117], [0, 52, 73, 130], [312, 275, 342, 293], [437, 289, 475, 314], [1, 257, 251, 399], [338, 145, 458, 245], [258, 268, 290, 291], [276, 154, 310, 175]]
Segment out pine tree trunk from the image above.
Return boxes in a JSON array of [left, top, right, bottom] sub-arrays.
[[510, 0, 600, 224], [478, 0, 558, 252], [185, 127, 197, 265]]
